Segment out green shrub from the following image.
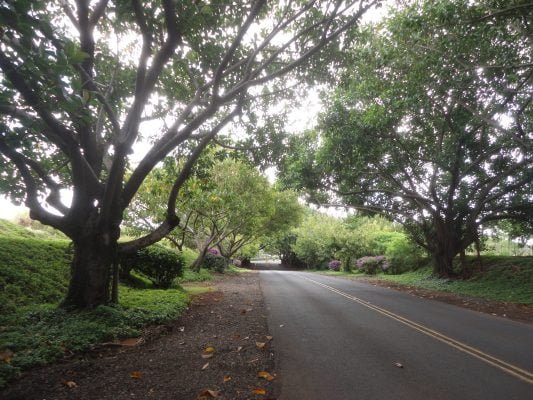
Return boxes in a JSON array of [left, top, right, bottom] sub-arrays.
[[203, 253, 229, 273], [385, 235, 424, 274], [121, 244, 184, 289]]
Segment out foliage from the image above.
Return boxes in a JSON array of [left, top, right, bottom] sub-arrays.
[[0, 287, 189, 388], [384, 235, 425, 274], [126, 155, 303, 271], [328, 260, 342, 271], [121, 245, 184, 289], [269, 211, 425, 272], [177, 267, 213, 283], [0, 236, 71, 318], [355, 256, 389, 275], [292, 212, 345, 269], [0, 0, 375, 308], [281, 0, 532, 277], [378, 256, 533, 304], [181, 247, 199, 268], [202, 253, 230, 273]]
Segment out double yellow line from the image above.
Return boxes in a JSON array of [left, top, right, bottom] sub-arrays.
[[304, 276, 533, 385]]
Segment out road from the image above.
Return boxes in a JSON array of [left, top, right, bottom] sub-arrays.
[[260, 271, 533, 400]]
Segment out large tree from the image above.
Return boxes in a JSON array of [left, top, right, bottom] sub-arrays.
[[281, 0, 532, 276], [0, 0, 378, 308]]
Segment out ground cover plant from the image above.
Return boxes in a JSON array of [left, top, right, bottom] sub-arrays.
[[0, 219, 206, 388]]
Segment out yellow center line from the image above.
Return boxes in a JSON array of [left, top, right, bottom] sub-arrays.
[[303, 276, 533, 385]]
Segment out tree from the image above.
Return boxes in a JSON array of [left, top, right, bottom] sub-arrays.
[[292, 211, 345, 268], [124, 155, 303, 270], [282, 0, 532, 276], [0, 0, 378, 308]]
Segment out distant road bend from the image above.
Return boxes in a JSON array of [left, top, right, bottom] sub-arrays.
[[260, 270, 533, 400]]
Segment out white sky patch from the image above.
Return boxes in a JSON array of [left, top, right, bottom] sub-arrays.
[[0, 197, 24, 220]]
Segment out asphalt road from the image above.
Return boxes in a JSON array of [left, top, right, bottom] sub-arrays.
[[260, 271, 533, 400]]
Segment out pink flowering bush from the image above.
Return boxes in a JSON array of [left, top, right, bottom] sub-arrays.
[[328, 260, 342, 271], [208, 248, 220, 255], [355, 256, 389, 275]]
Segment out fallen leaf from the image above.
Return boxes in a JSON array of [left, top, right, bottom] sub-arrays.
[[0, 350, 14, 364], [130, 371, 143, 379], [255, 342, 266, 349], [240, 309, 247, 314], [197, 389, 221, 399], [265, 336, 273, 341], [257, 371, 275, 381], [201, 346, 216, 359], [120, 338, 142, 347], [178, 326, 185, 332], [223, 375, 232, 383], [201, 362, 209, 370], [63, 381, 77, 388], [279, 324, 284, 328], [236, 346, 243, 352], [394, 362, 404, 368], [252, 388, 266, 395]]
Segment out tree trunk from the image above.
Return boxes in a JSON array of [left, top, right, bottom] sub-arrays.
[[433, 248, 456, 278], [191, 247, 209, 272], [61, 231, 118, 309], [429, 221, 460, 278]]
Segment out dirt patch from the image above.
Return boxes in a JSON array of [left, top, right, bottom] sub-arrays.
[[1, 272, 278, 400], [355, 277, 533, 324]]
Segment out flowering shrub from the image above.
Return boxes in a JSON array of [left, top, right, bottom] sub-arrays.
[[355, 256, 389, 275], [328, 260, 342, 271], [208, 248, 220, 255]]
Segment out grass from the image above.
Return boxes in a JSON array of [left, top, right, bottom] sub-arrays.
[[0, 236, 72, 318], [177, 267, 214, 283], [376, 257, 533, 304], [315, 256, 533, 305]]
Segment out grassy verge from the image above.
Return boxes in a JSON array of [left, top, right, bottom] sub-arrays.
[[376, 258, 533, 304], [315, 256, 533, 305]]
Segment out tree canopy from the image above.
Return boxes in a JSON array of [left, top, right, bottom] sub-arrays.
[[279, 0, 532, 276]]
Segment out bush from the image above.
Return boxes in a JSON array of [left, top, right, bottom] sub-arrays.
[[355, 256, 389, 274], [203, 253, 230, 273], [328, 260, 341, 271], [121, 244, 184, 289], [385, 236, 424, 274]]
